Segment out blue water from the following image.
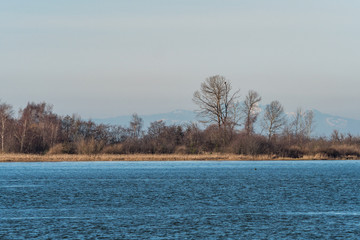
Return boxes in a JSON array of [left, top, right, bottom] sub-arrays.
[[1, 161, 360, 239]]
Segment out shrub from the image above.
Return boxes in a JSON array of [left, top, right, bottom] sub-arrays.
[[101, 144, 124, 154], [47, 143, 76, 154], [319, 144, 360, 158], [174, 145, 186, 154], [284, 146, 304, 158], [76, 138, 105, 154], [47, 144, 64, 155], [230, 134, 270, 155]]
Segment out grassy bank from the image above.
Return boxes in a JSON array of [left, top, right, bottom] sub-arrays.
[[0, 153, 358, 162]]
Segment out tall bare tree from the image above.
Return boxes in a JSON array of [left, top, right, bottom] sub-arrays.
[[292, 107, 304, 137], [304, 110, 314, 138], [242, 90, 261, 135], [130, 113, 143, 138], [193, 75, 240, 129], [262, 100, 286, 140], [0, 102, 13, 152], [15, 106, 31, 153], [291, 108, 315, 139]]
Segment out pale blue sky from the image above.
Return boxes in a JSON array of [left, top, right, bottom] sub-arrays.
[[1, 0, 360, 119]]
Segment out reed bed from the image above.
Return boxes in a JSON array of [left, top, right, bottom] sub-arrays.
[[0, 153, 355, 162]]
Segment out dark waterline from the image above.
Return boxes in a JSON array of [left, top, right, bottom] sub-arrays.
[[1, 161, 360, 239]]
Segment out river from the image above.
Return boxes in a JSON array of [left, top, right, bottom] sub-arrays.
[[1, 161, 360, 239]]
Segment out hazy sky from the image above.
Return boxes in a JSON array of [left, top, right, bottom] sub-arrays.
[[1, 0, 360, 119]]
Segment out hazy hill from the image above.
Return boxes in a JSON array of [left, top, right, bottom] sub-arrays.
[[310, 109, 360, 137], [93, 109, 360, 137]]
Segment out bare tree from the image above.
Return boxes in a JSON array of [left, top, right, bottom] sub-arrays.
[[147, 120, 166, 138], [61, 114, 83, 143], [129, 113, 143, 138], [291, 107, 305, 137], [242, 90, 261, 135], [0, 102, 13, 152], [331, 129, 343, 143], [184, 123, 203, 154], [304, 110, 314, 138], [15, 106, 31, 153], [262, 100, 286, 140], [193, 75, 240, 129], [14, 102, 60, 153], [291, 108, 315, 139]]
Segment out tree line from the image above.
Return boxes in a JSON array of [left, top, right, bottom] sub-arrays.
[[0, 75, 359, 158], [192, 75, 314, 140]]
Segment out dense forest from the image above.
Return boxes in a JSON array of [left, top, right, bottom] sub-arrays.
[[0, 75, 359, 158]]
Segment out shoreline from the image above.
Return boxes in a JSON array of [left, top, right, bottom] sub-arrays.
[[0, 153, 358, 162]]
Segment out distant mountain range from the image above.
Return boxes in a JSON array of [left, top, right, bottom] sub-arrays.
[[310, 109, 360, 137], [93, 109, 360, 137]]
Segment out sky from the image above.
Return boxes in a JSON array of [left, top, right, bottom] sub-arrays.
[[1, 0, 360, 119]]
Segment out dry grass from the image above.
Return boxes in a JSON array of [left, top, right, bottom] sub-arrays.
[[0, 153, 355, 162], [0, 153, 257, 162]]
